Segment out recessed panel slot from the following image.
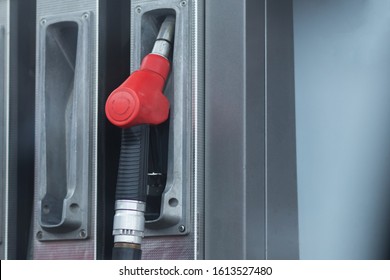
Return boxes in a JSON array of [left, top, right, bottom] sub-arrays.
[[35, 12, 92, 240], [131, 0, 191, 236], [41, 21, 78, 229]]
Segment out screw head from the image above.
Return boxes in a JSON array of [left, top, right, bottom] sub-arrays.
[[180, 0, 187, 7], [36, 231, 43, 240], [40, 19, 47, 25], [178, 225, 186, 233], [82, 13, 89, 19], [79, 229, 87, 238], [136, 6, 142, 13]]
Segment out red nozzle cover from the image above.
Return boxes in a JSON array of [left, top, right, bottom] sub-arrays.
[[105, 54, 170, 128]]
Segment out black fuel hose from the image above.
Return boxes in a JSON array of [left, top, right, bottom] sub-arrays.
[[112, 126, 148, 260], [115, 126, 149, 202]]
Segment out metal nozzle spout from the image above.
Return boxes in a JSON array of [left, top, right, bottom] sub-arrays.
[[156, 15, 175, 43], [152, 15, 175, 59]]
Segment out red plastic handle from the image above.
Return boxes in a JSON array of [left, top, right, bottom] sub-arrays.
[[105, 54, 170, 128]]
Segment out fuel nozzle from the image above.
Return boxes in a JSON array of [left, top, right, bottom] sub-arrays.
[[105, 16, 175, 128], [151, 15, 175, 58], [108, 16, 175, 260]]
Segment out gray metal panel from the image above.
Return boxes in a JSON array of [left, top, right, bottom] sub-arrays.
[[266, 0, 299, 260], [138, 0, 205, 260], [35, 11, 92, 241], [205, 0, 265, 260], [0, 0, 9, 261], [32, 0, 99, 259], [205, 0, 298, 259], [0, 23, 4, 260], [131, 0, 192, 238]]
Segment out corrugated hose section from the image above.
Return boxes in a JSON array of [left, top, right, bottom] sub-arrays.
[[115, 125, 149, 202]]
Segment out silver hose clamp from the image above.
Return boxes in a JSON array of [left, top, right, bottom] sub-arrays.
[[112, 200, 146, 245]]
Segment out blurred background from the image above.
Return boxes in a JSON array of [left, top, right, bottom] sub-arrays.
[[294, 0, 390, 259]]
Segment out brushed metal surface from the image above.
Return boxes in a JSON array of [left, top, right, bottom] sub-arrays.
[[205, 0, 299, 260], [130, 0, 205, 260], [32, 0, 99, 259], [0, 0, 9, 260]]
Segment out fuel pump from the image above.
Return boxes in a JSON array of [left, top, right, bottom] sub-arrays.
[[105, 16, 175, 260]]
